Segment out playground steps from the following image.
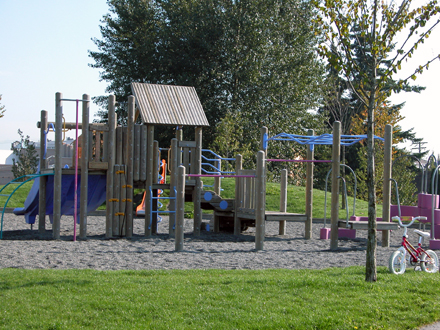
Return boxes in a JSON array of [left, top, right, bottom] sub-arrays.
[[201, 190, 234, 212]]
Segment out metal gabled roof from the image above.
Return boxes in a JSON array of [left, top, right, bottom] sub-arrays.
[[131, 83, 209, 127]]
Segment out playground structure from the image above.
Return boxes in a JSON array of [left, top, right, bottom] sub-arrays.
[[174, 122, 398, 250], [8, 84, 210, 241], [7, 83, 439, 252]]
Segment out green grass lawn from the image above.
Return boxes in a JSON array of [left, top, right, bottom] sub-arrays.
[[202, 177, 379, 219], [0, 267, 439, 329]]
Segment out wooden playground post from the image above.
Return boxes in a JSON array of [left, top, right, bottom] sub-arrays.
[[305, 129, 314, 239], [145, 124, 154, 236], [38, 110, 48, 234], [279, 169, 287, 235], [152, 140, 159, 234], [260, 126, 268, 154], [140, 125, 147, 182], [125, 95, 135, 238], [119, 164, 127, 236], [193, 127, 203, 236], [105, 95, 116, 238], [255, 150, 266, 250], [53, 92, 63, 239], [175, 165, 185, 251], [134, 125, 140, 182], [80, 94, 90, 239], [233, 154, 243, 235], [169, 138, 179, 237], [382, 124, 393, 247], [330, 122, 341, 250], [113, 164, 121, 235]]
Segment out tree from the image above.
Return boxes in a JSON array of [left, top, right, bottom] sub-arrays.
[[11, 130, 38, 180], [90, 0, 325, 150], [314, 0, 440, 282], [0, 95, 5, 118]]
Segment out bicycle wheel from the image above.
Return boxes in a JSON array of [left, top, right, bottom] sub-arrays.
[[421, 250, 439, 273], [389, 249, 406, 275]]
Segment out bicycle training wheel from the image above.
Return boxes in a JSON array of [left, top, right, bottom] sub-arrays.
[[421, 250, 439, 273], [389, 250, 406, 275]]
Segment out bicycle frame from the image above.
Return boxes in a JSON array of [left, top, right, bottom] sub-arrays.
[[401, 235, 426, 265]]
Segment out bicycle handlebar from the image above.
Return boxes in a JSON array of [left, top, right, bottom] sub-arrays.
[[392, 216, 427, 228]]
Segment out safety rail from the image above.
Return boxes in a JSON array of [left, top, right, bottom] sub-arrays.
[[0, 173, 53, 239]]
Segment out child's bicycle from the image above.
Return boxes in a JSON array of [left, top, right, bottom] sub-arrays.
[[388, 216, 439, 275]]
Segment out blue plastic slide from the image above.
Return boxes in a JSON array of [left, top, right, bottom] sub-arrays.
[[13, 174, 107, 224]]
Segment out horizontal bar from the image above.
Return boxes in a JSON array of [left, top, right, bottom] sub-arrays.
[[266, 159, 332, 163], [152, 197, 176, 200], [60, 98, 90, 102], [187, 174, 255, 178]]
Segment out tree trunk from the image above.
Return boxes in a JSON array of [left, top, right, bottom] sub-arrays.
[[341, 145, 346, 210], [365, 0, 378, 283], [365, 98, 377, 282]]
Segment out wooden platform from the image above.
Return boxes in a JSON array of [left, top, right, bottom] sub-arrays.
[[236, 210, 307, 222], [338, 220, 398, 230]]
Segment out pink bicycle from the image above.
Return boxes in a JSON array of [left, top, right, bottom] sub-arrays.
[[389, 216, 439, 275]]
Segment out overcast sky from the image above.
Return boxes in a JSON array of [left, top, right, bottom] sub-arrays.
[[1, 1, 439, 157]]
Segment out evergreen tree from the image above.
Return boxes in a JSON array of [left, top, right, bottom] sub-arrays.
[[89, 0, 325, 150], [11, 130, 38, 180]]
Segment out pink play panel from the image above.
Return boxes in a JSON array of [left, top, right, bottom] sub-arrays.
[[429, 239, 440, 250], [320, 227, 356, 240]]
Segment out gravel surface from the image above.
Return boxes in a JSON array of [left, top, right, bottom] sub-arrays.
[[1, 212, 431, 271]]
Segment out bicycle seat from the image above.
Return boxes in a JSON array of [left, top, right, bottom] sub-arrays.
[[414, 229, 430, 238]]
